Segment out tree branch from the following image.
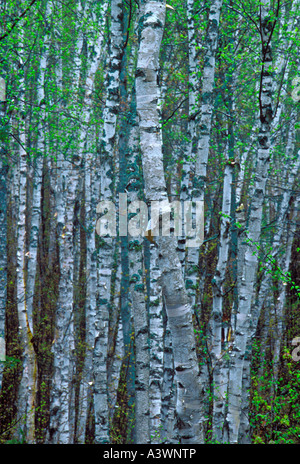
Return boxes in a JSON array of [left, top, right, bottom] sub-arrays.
[[0, 0, 40, 42]]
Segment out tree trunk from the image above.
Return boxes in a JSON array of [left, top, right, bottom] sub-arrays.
[[0, 78, 7, 387], [185, 0, 223, 310], [15, 38, 37, 443], [75, 0, 108, 442], [226, 0, 278, 443], [149, 245, 164, 443], [136, 0, 204, 444], [48, 8, 77, 441], [94, 0, 123, 443], [210, 146, 234, 443]]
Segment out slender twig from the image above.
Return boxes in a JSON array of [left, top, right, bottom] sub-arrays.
[[0, 0, 40, 42]]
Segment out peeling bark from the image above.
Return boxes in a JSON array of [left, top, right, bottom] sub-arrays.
[[136, 0, 204, 443]]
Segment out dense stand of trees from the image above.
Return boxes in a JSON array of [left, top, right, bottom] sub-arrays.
[[0, 0, 299, 444]]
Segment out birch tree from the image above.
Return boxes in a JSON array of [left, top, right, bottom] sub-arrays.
[[14, 32, 37, 443], [94, 0, 123, 443], [0, 77, 7, 388], [226, 0, 279, 443], [185, 0, 222, 309], [75, 0, 108, 442], [48, 3, 79, 442], [136, 0, 204, 444]]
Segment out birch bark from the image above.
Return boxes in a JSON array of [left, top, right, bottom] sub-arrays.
[[15, 37, 37, 443], [48, 6, 77, 441], [148, 245, 164, 443], [49, 154, 77, 444], [226, 0, 278, 443], [26, 0, 51, 372], [161, 315, 177, 443], [210, 147, 234, 442], [185, 0, 222, 315], [94, 0, 123, 443], [0, 78, 7, 389], [136, 0, 204, 443], [124, 96, 151, 443], [75, 0, 108, 442], [107, 260, 122, 425]]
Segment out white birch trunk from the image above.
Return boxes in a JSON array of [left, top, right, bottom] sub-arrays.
[[107, 310, 123, 424], [136, 0, 204, 443], [129, 241, 150, 443], [48, 7, 77, 441], [210, 147, 234, 442], [148, 245, 164, 443], [75, 0, 108, 442], [107, 256, 122, 425], [26, 0, 51, 359], [94, 0, 123, 443], [185, 0, 223, 314], [0, 79, 7, 389], [49, 149, 77, 443], [15, 38, 37, 443], [126, 110, 150, 443], [226, 0, 276, 442], [161, 317, 177, 444]]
